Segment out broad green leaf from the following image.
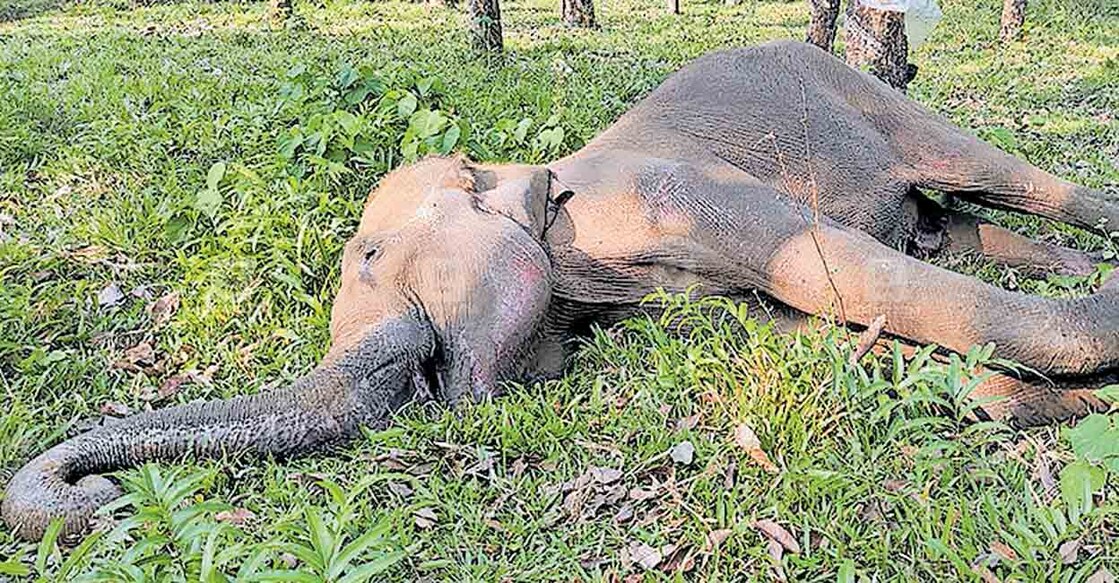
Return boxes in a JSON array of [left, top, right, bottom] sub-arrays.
[[206, 161, 227, 192], [397, 93, 418, 118], [1059, 459, 1105, 514], [336, 552, 406, 583], [1095, 384, 1119, 404], [440, 124, 461, 154], [0, 559, 30, 576]]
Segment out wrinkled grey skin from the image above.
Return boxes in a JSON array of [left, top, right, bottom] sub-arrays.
[[5, 41, 1118, 541]]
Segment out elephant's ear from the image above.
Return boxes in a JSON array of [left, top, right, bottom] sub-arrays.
[[472, 165, 552, 238]]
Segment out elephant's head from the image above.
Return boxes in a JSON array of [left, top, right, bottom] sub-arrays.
[[2, 156, 557, 540]]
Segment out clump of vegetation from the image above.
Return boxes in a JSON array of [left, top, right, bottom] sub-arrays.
[[1, 0, 1116, 579]]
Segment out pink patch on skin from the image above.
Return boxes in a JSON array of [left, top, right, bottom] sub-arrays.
[[486, 253, 548, 353]]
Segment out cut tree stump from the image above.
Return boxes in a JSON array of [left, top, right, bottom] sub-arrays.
[[806, 0, 842, 53], [270, 0, 292, 22], [562, 0, 596, 27], [845, 1, 910, 91], [1000, 0, 1026, 42]]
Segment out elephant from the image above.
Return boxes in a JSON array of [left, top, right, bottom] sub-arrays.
[[4, 40, 1118, 541]]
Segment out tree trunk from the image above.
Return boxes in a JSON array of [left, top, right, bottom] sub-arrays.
[[469, 0, 503, 52], [999, 0, 1026, 42], [562, 0, 595, 27], [806, 0, 841, 53], [667, 0, 679, 15], [845, 1, 910, 91], [270, 0, 292, 21]]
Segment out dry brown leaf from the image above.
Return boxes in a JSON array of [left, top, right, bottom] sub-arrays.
[[215, 508, 256, 525], [767, 538, 787, 582], [148, 292, 180, 326], [752, 519, 800, 554], [973, 564, 1001, 583], [614, 504, 634, 523], [989, 541, 1018, 563], [676, 414, 700, 431], [98, 283, 125, 308], [669, 441, 695, 465], [387, 481, 413, 498], [734, 424, 779, 473], [660, 545, 696, 574], [1087, 567, 1115, 583], [129, 286, 153, 301], [882, 479, 908, 493], [156, 375, 187, 401], [1058, 539, 1081, 565], [625, 541, 662, 571], [590, 467, 622, 484], [99, 401, 132, 417], [510, 457, 529, 478], [113, 342, 156, 372], [705, 529, 732, 552], [414, 507, 437, 529], [629, 486, 658, 501]]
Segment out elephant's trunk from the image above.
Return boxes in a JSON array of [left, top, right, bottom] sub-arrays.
[[2, 367, 361, 540], [3, 315, 432, 541]]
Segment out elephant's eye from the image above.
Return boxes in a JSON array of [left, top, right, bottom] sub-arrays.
[[362, 244, 381, 264]]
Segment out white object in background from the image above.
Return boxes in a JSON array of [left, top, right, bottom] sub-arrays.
[[854, 0, 944, 50], [904, 0, 943, 49]]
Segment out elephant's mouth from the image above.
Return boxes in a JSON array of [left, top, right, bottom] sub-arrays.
[[411, 344, 448, 402]]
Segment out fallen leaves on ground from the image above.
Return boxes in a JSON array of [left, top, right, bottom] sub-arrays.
[[112, 341, 156, 372], [97, 282, 125, 308], [413, 507, 437, 529], [669, 441, 694, 465], [215, 508, 256, 526], [1087, 567, 1115, 583], [705, 529, 732, 552], [622, 541, 679, 572], [752, 519, 800, 554], [559, 465, 628, 520], [148, 292, 180, 326], [733, 423, 779, 473], [1058, 539, 1081, 564], [989, 541, 1018, 563], [99, 401, 132, 417]]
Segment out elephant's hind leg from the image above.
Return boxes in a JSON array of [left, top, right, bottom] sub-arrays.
[[941, 213, 1107, 278], [891, 115, 1118, 232]]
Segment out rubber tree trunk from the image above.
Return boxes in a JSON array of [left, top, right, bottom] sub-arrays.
[[470, 0, 503, 52], [999, 0, 1026, 42], [845, 1, 911, 91], [562, 0, 595, 27], [667, 0, 679, 15], [806, 0, 842, 53], [270, 0, 292, 21]]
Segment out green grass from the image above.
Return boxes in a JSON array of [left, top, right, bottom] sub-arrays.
[[1, 0, 1118, 579]]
